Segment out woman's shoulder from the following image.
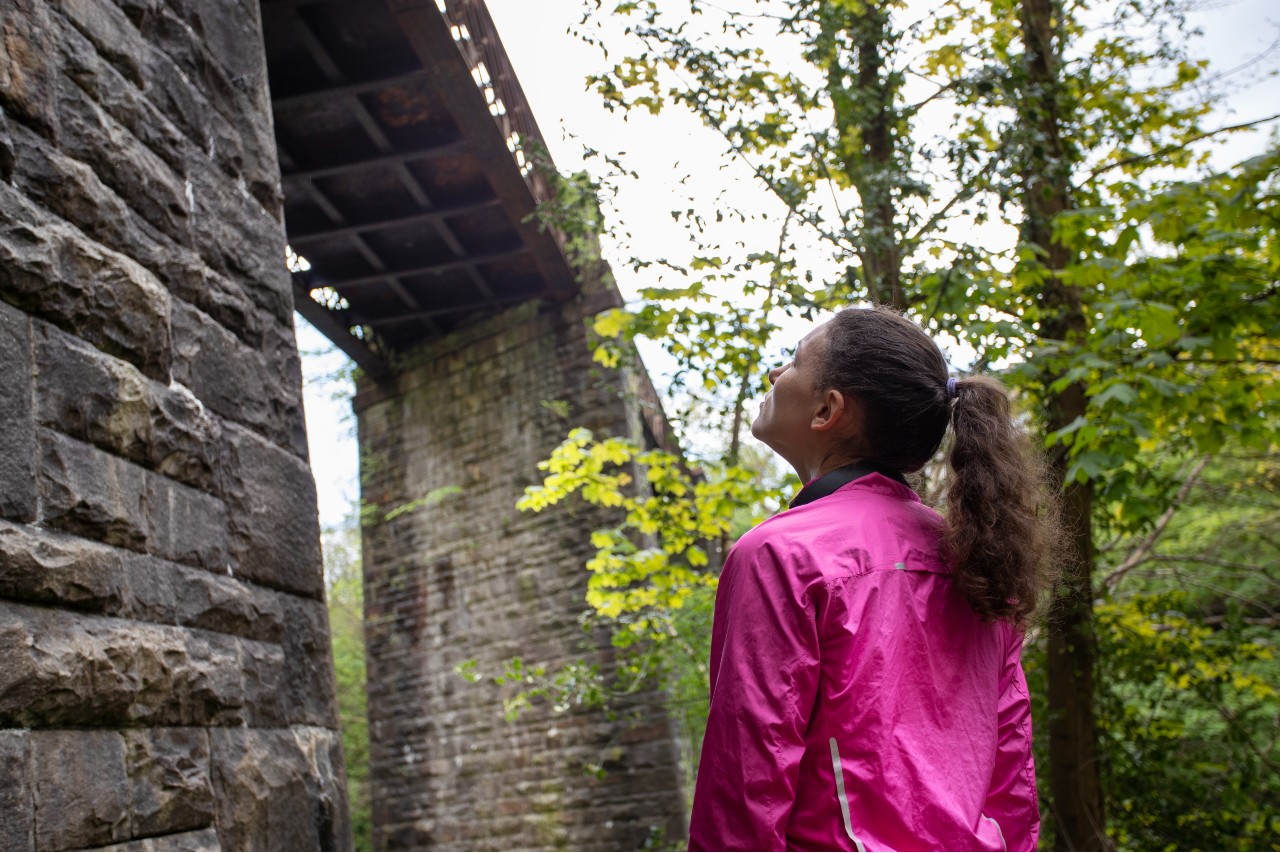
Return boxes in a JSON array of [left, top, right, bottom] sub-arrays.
[[729, 481, 948, 583]]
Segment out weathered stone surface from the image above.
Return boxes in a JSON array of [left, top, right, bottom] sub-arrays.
[[122, 0, 282, 213], [91, 826, 222, 851], [0, 0, 60, 138], [145, 470, 231, 573], [0, 183, 172, 381], [0, 730, 33, 850], [35, 321, 219, 491], [170, 301, 306, 457], [55, 69, 191, 247], [0, 520, 285, 644], [37, 429, 230, 572], [0, 300, 36, 523], [39, 427, 150, 551], [185, 154, 292, 318], [218, 424, 323, 598], [0, 518, 128, 612], [32, 729, 130, 850], [281, 597, 340, 728], [0, 109, 14, 181], [210, 727, 349, 851], [163, 559, 286, 644], [57, 0, 274, 217], [125, 728, 215, 838], [58, 0, 148, 87], [6, 121, 271, 351], [0, 600, 287, 728], [51, 8, 188, 174]]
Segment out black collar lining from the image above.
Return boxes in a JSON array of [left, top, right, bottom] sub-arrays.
[[788, 464, 910, 509]]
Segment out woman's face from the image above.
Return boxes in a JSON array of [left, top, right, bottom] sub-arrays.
[[751, 322, 829, 462]]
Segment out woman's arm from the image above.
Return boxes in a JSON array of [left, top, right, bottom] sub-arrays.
[[982, 629, 1041, 852], [688, 543, 821, 851]]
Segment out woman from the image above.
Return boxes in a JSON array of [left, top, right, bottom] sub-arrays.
[[688, 307, 1057, 852]]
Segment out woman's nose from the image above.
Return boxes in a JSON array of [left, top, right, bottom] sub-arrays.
[[768, 363, 788, 384]]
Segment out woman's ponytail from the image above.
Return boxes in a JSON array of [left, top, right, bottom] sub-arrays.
[[943, 376, 1060, 623]]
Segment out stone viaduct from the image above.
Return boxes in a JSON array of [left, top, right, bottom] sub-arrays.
[[0, 0, 687, 849]]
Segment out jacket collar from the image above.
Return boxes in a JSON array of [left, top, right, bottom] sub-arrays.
[[789, 463, 910, 509]]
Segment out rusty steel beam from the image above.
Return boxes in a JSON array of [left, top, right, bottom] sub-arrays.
[[291, 277, 391, 379], [330, 247, 528, 290], [279, 141, 470, 182], [287, 199, 503, 244], [386, 0, 578, 297]]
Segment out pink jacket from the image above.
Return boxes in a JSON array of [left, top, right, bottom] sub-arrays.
[[689, 474, 1038, 852]]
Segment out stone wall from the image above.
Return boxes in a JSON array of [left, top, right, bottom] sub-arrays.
[[0, 0, 349, 849], [357, 288, 687, 850]]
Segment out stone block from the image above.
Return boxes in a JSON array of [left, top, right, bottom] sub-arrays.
[[218, 424, 323, 598], [91, 826, 222, 851], [0, 600, 288, 728], [210, 727, 349, 852], [32, 729, 130, 850], [170, 301, 303, 455], [35, 322, 219, 492], [55, 71, 191, 247], [124, 728, 215, 838], [0, 730, 33, 850], [0, 300, 36, 523], [234, 639, 286, 727], [295, 724, 353, 851], [188, 269, 267, 349], [145, 471, 230, 573], [0, 517, 128, 612], [39, 427, 150, 551], [184, 155, 291, 322], [163, 559, 285, 644], [281, 597, 340, 727], [0, 183, 172, 381], [37, 429, 229, 571], [0, 0, 60, 138]]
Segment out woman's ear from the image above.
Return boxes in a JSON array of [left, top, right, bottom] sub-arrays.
[[812, 389, 864, 443], [811, 388, 848, 432]]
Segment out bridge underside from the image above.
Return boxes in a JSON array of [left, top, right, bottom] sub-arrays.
[[263, 0, 580, 377]]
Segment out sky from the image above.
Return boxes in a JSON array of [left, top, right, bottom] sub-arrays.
[[297, 0, 1280, 528]]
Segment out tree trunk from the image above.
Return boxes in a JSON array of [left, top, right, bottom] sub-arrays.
[[820, 4, 905, 310], [1016, 0, 1110, 848], [851, 5, 903, 310]]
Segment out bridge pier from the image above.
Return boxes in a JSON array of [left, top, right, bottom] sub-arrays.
[[356, 286, 687, 850], [0, 0, 348, 848]]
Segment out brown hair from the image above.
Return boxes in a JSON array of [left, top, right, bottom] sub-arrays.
[[816, 307, 1058, 623]]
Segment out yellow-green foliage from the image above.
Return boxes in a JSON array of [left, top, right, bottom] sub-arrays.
[[518, 428, 781, 645]]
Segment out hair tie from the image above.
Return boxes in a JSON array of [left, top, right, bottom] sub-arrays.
[[946, 377, 958, 399]]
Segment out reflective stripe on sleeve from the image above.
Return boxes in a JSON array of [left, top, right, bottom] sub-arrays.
[[828, 737, 867, 853]]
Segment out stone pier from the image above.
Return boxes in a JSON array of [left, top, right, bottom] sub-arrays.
[[357, 286, 687, 850], [0, 0, 348, 848]]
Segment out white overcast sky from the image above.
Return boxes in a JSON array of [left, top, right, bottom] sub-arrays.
[[298, 0, 1280, 528]]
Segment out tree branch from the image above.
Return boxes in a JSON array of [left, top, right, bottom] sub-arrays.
[[1104, 454, 1211, 590], [1081, 111, 1280, 186]]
